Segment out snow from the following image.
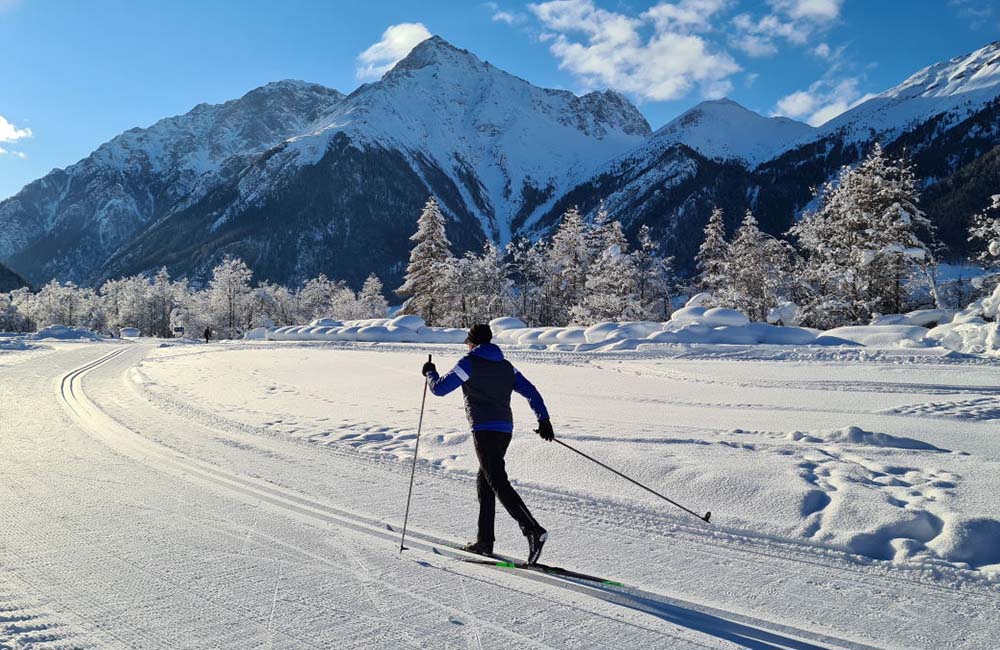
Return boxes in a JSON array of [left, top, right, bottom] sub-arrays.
[[818, 325, 932, 348], [119, 327, 141, 338], [651, 98, 816, 167], [2, 334, 999, 648], [927, 282, 1000, 356], [27, 324, 107, 341]]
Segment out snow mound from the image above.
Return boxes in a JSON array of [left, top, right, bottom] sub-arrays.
[[489, 317, 527, 332], [787, 426, 946, 452], [309, 318, 343, 327], [928, 517, 1000, 569], [119, 327, 141, 338], [871, 309, 957, 327], [28, 325, 105, 341], [817, 326, 931, 348], [927, 282, 1000, 356], [387, 315, 426, 332]]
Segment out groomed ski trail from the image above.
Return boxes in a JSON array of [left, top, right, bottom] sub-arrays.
[[55, 346, 868, 650]]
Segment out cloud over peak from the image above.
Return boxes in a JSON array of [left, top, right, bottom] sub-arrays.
[[529, 0, 739, 102], [356, 23, 433, 81], [0, 115, 32, 143]]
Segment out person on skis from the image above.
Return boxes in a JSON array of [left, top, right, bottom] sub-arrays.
[[422, 323, 554, 564]]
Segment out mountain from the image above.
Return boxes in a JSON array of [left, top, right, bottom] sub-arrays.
[[0, 80, 346, 284], [651, 98, 815, 166], [0, 262, 28, 292], [544, 41, 1000, 272], [2, 37, 999, 286], [1, 36, 649, 288]]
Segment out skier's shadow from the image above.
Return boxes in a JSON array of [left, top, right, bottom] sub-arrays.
[[584, 585, 866, 650]]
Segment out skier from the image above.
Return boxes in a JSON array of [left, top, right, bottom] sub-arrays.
[[204, 326, 212, 344], [422, 323, 554, 564]]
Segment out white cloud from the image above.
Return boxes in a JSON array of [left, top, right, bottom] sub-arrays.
[[731, 0, 841, 58], [0, 146, 27, 159], [529, 0, 740, 102], [769, 0, 843, 22], [356, 23, 433, 81], [949, 0, 995, 29], [484, 2, 526, 24], [813, 42, 831, 58], [0, 115, 32, 143], [773, 77, 875, 126]]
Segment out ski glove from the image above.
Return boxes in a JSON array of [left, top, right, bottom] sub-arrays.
[[536, 419, 555, 442], [422, 361, 437, 376]]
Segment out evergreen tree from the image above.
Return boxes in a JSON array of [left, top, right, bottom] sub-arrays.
[[508, 237, 550, 326], [790, 145, 939, 327], [969, 194, 1000, 271], [722, 210, 795, 322], [572, 219, 642, 323], [358, 274, 390, 318], [543, 206, 591, 325], [696, 207, 729, 297], [633, 224, 676, 320], [397, 196, 453, 325]]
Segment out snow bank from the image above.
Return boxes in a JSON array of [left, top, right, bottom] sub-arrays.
[[787, 426, 946, 452], [817, 325, 931, 348], [119, 327, 141, 338], [927, 282, 1000, 356], [28, 325, 106, 341], [265, 317, 468, 344], [871, 309, 957, 327]]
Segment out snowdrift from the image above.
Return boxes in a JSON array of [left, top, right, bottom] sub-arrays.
[[28, 325, 106, 341], [926, 282, 1000, 356], [259, 287, 1000, 356]]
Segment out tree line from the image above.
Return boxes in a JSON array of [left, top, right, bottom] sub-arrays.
[[2, 143, 997, 337]]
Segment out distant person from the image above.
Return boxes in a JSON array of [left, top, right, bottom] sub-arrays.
[[422, 324, 554, 564], [204, 326, 212, 344]]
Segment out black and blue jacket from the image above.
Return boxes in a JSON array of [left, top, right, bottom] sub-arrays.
[[426, 343, 549, 433]]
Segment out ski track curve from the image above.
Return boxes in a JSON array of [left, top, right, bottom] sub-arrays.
[[53, 346, 879, 650]]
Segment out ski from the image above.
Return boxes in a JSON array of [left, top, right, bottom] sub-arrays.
[[462, 558, 624, 587]]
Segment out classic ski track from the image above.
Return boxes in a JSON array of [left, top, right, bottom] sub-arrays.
[[55, 346, 889, 650], [129, 352, 999, 601]]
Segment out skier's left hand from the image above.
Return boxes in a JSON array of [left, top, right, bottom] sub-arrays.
[[535, 419, 554, 441], [422, 361, 437, 376]]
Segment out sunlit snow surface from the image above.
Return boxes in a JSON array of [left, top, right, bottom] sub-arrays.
[[1, 339, 998, 649]]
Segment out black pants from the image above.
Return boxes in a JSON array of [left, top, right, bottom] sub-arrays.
[[473, 430, 543, 545]]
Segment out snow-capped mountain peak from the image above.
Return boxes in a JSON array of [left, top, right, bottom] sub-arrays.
[[243, 35, 652, 242], [814, 41, 1000, 145], [651, 98, 815, 166]]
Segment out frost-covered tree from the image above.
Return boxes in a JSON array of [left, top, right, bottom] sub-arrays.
[[633, 225, 676, 321], [543, 206, 592, 326], [572, 219, 642, 323], [507, 237, 550, 326], [696, 207, 729, 297], [0, 289, 31, 332], [790, 144, 939, 327], [207, 256, 254, 338], [721, 211, 796, 322], [357, 274, 390, 319], [397, 196, 453, 325], [969, 194, 1000, 271]]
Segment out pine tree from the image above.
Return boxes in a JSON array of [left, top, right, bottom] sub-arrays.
[[543, 206, 591, 325], [358, 274, 390, 318], [790, 145, 939, 327], [696, 207, 729, 297], [397, 196, 453, 325], [969, 194, 1000, 271], [722, 210, 794, 322], [572, 218, 642, 323], [508, 237, 550, 326], [633, 225, 675, 320]]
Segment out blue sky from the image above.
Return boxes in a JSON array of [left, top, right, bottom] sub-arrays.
[[1, 0, 997, 200]]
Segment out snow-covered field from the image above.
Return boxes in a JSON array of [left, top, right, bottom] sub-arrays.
[[1, 339, 998, 648]]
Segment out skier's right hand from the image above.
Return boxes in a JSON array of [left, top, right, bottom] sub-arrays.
[[535, 419, 554, 442], [422, 361, 437, 376]]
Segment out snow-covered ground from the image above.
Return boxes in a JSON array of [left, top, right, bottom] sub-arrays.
[[1, 340, 998, 648]]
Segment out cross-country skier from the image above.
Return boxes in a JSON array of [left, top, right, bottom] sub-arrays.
[[204, 326, 212, 344], [422, 323, 554, 564]]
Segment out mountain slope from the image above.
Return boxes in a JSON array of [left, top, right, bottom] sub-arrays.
[[94, 36, 651, 287], [0, 262, 28, 292], [652, 98, 815, 166], [0, 81, 346, 284]]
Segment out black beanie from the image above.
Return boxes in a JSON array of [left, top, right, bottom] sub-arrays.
[[465, 324, 493, 345]]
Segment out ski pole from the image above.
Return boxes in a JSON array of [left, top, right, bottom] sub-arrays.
[[400, 354, 432, 552], [553, 438, 711, 523]]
